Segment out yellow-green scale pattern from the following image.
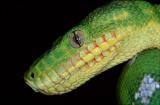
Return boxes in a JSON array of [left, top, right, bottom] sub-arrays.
[[24, 0, 160, 99]]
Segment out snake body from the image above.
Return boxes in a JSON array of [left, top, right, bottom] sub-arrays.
[[118, 49, 160, 105], [24, 0, 160, 102]]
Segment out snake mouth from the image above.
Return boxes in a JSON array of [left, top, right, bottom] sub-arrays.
[[25, 79, 39, 92]]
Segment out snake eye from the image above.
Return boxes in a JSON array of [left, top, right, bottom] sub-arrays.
[[70, 30, 84, 48]]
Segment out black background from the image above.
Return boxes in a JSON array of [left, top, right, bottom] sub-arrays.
[[2, 0, 160, 105]]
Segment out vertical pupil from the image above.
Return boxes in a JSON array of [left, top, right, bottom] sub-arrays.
[[73, 34, 81, 46]]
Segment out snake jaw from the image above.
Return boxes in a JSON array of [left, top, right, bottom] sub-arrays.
[[25, 79, 39, 92]]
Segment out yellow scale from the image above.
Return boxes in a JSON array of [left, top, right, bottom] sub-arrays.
[[53, 31, 123, 83]]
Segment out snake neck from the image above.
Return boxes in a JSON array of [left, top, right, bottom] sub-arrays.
[[102, 20, 160, 72]]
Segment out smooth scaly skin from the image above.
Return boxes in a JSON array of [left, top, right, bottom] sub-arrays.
[[24, 0, 160, 95], [117, 49, 160, 105]]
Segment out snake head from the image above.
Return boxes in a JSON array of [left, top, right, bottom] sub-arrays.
[[24, 0, 157, 95]]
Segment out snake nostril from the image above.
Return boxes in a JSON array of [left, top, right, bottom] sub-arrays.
[[31, 72, 35, 78]]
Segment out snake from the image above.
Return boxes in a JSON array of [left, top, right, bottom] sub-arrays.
[[24, 0, 160, 104]]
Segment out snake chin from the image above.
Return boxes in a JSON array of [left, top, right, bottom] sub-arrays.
[[25, 80, 39, 92]]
